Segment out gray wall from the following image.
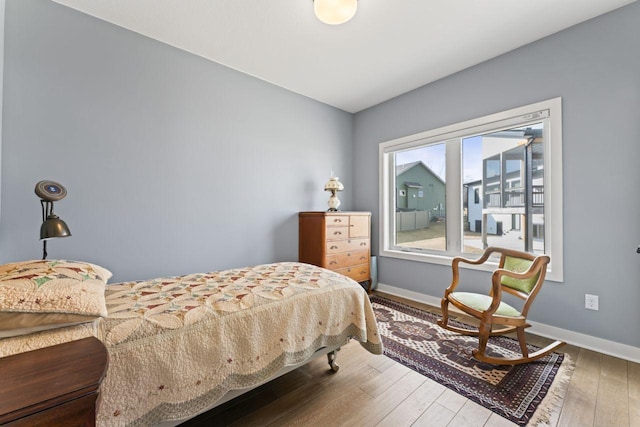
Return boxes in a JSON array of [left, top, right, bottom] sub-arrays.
[[0, 0, 354, 282], [354, 3, 640, 348], [2, 0, 639, 349]]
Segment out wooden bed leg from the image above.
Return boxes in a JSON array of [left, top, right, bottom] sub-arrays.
[[327, 350, 340, 372]]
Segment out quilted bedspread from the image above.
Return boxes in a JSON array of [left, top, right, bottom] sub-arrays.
[[93, 262, 383, 426]]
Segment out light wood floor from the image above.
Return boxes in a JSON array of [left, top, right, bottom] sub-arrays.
[[182, 292, 640, 427]]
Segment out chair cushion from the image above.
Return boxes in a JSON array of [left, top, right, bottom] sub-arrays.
[[449, 292, 521, 317], [501, 256, 539, 294]]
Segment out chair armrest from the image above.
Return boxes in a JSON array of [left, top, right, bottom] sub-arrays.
[[444, 247, 501, 295], [453, 246, 507, 268]]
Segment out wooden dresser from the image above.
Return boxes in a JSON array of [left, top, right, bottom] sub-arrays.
[[0, 337, 109, 427], [299, 211, 372, 291]]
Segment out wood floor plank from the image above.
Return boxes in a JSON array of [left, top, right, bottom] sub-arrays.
[[447, 399, 492, 427], [376, 378, 447, 426], [227, 344, 374, 426], [628, 361, 640, 400], [412, 402, 456, 427], [265, 384, 371, 427], [631, 398, 640, 427], [357, 359, 412, 398], [366, 350, 398, 373], [601, 354, 629, 382], [263, 366, 312, 398], [485, 412, 519, 427], [556, 348, 601, 427], [224, 375, 329, 426], [595, 378, 629, 427], [595, 355, 630, 427], [338, 369, 426, 426], [630, 362, 640, 427], [560, 342, 582, 363], [435, 388, 468, 413]]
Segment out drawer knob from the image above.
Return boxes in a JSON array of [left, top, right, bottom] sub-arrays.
[[334, 231, 342, 235], [330, 261, 337, 265], [330, 245, 338, 249], [334, 219, 342, 223]]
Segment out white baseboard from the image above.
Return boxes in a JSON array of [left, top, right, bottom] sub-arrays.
[[376, 282, 640, 364]]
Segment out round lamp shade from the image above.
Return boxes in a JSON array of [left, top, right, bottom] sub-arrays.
[[40, 215, 71, 240], [324, 176, 344, 191], [314, 0, 357, 25]]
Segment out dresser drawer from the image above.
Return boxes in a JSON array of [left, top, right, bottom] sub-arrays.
[[0, 337, 107, 427], [335, 264, 370, 282], [325, 250, 369, 269], [325, 226, 350, 240], [326, 238, 369, 254], [325, 215, 350, 227], [6, 393, 98, 427]]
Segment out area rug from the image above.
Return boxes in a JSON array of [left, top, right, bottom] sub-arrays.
[[370, 295, 574, 426]]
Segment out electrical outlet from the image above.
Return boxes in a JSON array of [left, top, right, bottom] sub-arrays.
[[585, 294, 599, 311]]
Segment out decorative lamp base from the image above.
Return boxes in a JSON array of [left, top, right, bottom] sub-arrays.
[[327, 192, 341, 211]]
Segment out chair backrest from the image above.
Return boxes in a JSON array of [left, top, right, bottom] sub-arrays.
[[493, 248, 550, 316], [500, 255, 539, 294]]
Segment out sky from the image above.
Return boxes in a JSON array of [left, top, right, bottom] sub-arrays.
[[395, 122, 544, 184], [396, 135, 483, 183]]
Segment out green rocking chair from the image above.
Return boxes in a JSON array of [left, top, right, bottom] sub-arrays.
[[437, 247, 565, 365]]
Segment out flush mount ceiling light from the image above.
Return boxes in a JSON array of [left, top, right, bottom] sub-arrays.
[[314, 0, 358, 25]]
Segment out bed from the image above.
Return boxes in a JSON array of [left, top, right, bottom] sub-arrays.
[[0, 260, 382, 426]]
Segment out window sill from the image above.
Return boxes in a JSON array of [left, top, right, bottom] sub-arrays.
[[379, 248, 563, 282]]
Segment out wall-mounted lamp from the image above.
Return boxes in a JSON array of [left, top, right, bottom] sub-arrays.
[[324, 173, 344, 211], [35, 180, 71, 260], [314, 0, 358, 25]]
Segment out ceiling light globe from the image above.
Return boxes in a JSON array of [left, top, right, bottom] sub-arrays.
[[314, 0, 358, 25]]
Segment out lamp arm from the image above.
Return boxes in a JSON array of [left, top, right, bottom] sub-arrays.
[[40, 200, 55, 260], [41, 200, 55, 220]]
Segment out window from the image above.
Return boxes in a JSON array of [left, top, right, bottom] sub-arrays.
[[379, 98, 563, 281]]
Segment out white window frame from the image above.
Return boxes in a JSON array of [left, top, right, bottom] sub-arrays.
[[379, 98, 563, 282]]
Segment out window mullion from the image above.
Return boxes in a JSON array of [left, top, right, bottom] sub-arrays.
[[445, 138, 462, 254]]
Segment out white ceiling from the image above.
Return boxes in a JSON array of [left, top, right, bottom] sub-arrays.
[[53, 0, 635, 113]]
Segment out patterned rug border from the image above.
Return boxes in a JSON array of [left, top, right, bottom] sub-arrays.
[[370, 295, 575, 426]]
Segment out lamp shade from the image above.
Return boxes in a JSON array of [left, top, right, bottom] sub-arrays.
[[40, 214, 71, 240], [314, 0, 357, 25], [324, 176, 344, 192]]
